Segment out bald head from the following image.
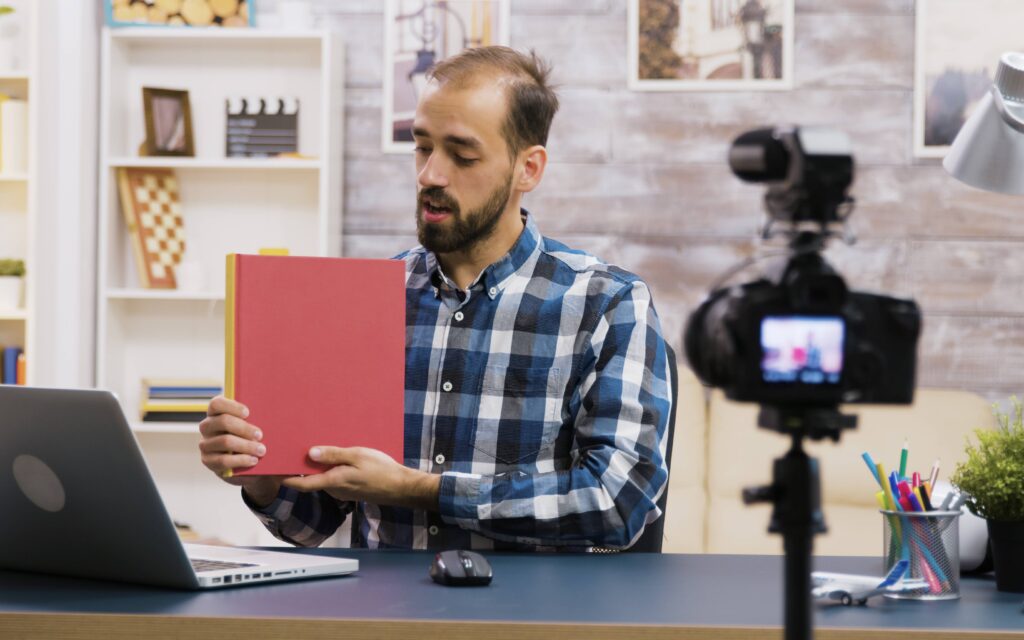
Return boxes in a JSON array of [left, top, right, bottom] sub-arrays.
[[427, 46, 560, 158]]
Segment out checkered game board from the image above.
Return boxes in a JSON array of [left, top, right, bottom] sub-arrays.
[[117, 168, 186, 289]]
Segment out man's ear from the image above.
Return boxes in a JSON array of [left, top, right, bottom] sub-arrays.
[[515, 145, 548, 194]]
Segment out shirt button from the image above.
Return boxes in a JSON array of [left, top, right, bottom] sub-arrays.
[[442, 381, 453, 392], [488, 287, 497, 297], [434, 453, 446, 465], [429, 525, 439, 536], [454, 311, 464, 322]]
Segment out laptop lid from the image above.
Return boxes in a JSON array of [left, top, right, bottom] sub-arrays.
[[0, 386, 355, 589]]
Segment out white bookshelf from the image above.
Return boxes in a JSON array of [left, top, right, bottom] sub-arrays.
[[0, 3, 35, 384], [96, 27, 344, 545]]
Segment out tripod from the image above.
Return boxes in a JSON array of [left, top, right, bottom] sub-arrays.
[[743, 405, 857, 640]]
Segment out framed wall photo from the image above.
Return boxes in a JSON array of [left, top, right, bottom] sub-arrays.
[[913, 0, 1023, 158], [382, 0, 511, 154], [142, 87, 194, 157], [105, 0, 253, 28], [628, 0, 794, 91]]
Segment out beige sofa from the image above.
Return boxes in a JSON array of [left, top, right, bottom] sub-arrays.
[[662, 365, 998, 555]]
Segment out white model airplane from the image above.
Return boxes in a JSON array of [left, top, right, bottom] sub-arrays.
[[811, 559, 929, 606]]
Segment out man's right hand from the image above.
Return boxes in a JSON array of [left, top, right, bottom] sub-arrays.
[[199, 396, 281, 508]]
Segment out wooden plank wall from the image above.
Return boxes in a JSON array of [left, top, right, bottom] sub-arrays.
[[261, 0, 1024, 402]]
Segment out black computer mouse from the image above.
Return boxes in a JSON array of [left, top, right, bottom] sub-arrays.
[[429, 549, 493, 586]]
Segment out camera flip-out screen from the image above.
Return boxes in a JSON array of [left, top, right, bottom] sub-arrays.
[[761, 316, 844, 385]]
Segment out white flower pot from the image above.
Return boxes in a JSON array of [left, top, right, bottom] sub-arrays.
[[0, 275, 23, 310]]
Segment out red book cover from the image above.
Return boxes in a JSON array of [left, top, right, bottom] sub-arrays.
[[226, 254, 405, 475]]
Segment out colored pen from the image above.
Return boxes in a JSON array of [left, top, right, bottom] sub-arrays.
[[928, 459, 941, 488], [912, 471, 921, 488], [898, 480, 913, 500], [878, 463, 901, 511], [912, 487, 929, 511], [899, 439, 909, 479], [862, 452, 883, 488], [918, 485, 934, 511], [889, 472, 902, 500]]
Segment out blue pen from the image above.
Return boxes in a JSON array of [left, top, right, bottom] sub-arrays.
[[862, 452, 882, 488], [888, 471, 901, 501]]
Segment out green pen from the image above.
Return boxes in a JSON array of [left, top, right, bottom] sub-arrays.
[[898, 439, 909, 479]]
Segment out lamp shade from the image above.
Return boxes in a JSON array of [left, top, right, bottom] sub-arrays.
[[943, 52, 1024, 195]]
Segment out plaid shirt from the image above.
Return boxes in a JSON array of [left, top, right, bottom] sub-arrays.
[[247, 212, 672, 551]]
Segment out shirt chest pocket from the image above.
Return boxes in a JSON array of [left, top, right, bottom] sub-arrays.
[[472, 365, 563, 466]]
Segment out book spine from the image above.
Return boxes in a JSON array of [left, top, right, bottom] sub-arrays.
[[225, 253, 237, 399], [3, 346, 21, 385], [15, 352, 25, 385]]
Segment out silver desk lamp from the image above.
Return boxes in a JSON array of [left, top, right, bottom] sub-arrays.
[[943, 52, 1024, 194]]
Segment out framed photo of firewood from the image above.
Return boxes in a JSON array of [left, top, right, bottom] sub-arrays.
[[142, 87, 194, 157], [105, 0, 253, 28]]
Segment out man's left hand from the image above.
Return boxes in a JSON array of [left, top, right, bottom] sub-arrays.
[[282, 446, 441, 512]]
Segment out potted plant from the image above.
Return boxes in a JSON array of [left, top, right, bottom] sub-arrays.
[[0, 258, 24, 309], [952, 396, 1024, 592]]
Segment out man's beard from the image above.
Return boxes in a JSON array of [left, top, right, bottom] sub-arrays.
[[416, 173, 513, 255]]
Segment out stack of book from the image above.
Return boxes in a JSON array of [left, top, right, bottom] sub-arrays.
[[1, 345, 25, 385], [140, 378, 222, 423]]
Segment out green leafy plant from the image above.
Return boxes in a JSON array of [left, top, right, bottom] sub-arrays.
[[952, 396, 1024, 521], [0, 258, 24, 276], [0, 7, 13, 17]]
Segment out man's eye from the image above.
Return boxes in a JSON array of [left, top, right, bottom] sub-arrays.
[[414, 146, 432, 155], [454, 155, 478, 166]]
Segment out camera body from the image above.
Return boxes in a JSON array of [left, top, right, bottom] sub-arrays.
[[684, 250, 921, 406], [685, 126, 921, 408]]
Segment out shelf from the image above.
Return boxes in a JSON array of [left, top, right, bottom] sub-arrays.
[[106, 288, 225, 301], [0, 309, 26, 320], [0, 71, 30, 81], [107, 157, 322, 171], [109, 27, 326, 44], [0, 173, 29, 182], [131, 421, 202, 434]]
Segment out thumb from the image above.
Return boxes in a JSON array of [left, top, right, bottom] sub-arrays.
[[309, 446, 358, 466]]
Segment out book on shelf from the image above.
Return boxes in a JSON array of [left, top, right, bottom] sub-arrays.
[[225, 253, 405, 476], [139, 377, 221, 422], [2, 345, 23, 385]]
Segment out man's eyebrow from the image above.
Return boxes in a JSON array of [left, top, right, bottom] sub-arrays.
[[443, 134, 481, 150]]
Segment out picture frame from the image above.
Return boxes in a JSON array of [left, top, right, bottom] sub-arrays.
[[913, 0, 1021, 158], [142, 87, 194, 157], [382, 0, 511, 154], [628, 0, 794, 92], [104, 0, 254, 28]]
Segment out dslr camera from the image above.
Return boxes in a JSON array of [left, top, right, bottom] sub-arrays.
[[684, 126, 921, 413]]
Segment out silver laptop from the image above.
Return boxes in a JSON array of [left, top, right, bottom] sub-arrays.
[[0, 386, 357, 589]]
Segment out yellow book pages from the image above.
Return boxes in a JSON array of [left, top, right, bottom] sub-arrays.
[[142, 402, 210, 412], [225, 253, 237, 399]]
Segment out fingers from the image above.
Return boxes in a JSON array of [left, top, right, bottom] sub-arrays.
[[283, 466, 355, 493], [308, 446, 361, 466], [203, 452, 261, 477], [207, 395, 249, 419], [199, 411, 262, 441]]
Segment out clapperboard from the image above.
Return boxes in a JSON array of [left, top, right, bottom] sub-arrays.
[[225, 97, 299, 158]]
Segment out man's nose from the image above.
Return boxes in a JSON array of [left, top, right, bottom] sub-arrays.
[[417, 154, 449, 189]]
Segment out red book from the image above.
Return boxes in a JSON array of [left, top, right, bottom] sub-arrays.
[[226, 254, 405, 475]]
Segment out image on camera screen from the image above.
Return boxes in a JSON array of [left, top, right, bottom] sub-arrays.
[[761, 316, 844, 385]]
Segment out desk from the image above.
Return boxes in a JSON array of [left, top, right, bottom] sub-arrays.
[[0, 550, 1021, 639]]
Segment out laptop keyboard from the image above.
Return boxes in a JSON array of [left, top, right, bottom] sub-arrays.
[[191, 558, 259, 573]]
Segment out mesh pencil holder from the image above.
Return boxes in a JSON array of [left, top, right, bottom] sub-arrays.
[[881, 510, 961, 600]]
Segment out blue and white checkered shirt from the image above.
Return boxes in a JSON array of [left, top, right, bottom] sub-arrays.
[[247, 212, 672, 551]]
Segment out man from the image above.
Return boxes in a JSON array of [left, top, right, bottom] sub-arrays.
[[199, 46, 672, 551]]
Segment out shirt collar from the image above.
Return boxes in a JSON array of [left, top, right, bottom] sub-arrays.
[[427, 209, 542, 301]]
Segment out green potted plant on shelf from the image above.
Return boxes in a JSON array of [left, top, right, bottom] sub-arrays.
[[952, 396, 1024, 593], [0, 258, 24, 309]]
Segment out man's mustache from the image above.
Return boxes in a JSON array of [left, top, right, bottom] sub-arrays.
[[418, 188, 460, 214]]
